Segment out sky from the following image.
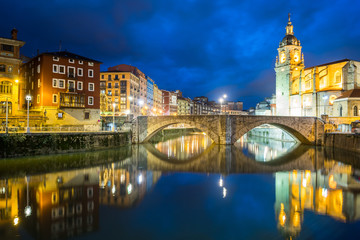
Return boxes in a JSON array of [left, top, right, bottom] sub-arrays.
[[1, 0, 360, 109]]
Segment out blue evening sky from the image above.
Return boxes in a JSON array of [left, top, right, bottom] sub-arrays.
[[1, 0, 360, 109]]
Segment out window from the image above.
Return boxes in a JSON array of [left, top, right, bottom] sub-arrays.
[[53, 56, 59, 61], [88, 96, 94, 105], [87, 201, 94, 212], [122, 74, 125, 79], [107, 82, 112, 88], [77, 68, 83, 76], [37, 65, 40, 73], [37, 94, 40, 104], [88, 69, 94, 78], [52, 78, 58, 88], [101, 74, 104, 79], [76, 204, 82, 214], [68, 80, 75, 92], [354, 106, 359, 117], [58, 112, 63, 118], [79, 60, 83, 64], [107, 90, 112, 96], [59, 65, 65, 74], [108, 75, 111, 81], [53, 94, 58, 103], [84, 112, 90, 119], [58, 79, 65, 89], [53, 64, 58, 73], [52, 192, 58, 204], [77, 81, 83, 90], [69, 59, 74, 63], [0, 64, 5, 72], [38, 79, 41, 88], [115, 75, 119, 80], [335, 71, 341, 84], [8, 65, 13, 73], [2, 44, 14, 52], [68, 67, 75, 78], [115, 83, 119, 88], [88, 83, 94, 91], [88, 62, 94, 66]]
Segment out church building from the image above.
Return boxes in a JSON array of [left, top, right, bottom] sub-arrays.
[[275, 14, 360, 117]]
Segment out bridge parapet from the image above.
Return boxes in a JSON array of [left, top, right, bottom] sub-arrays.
[[131, 115, 325, 145]]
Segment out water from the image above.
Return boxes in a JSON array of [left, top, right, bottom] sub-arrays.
[[1, 133, 360, 240]]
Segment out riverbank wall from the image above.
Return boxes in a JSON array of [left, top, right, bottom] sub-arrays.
[[324, 133, 360, 154], [0, 131, 131, 158]]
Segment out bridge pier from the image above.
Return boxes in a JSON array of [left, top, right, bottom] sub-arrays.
[[131, 115, 325, 146]]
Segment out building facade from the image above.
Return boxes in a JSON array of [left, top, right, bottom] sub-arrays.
[[153, 84, 163, 115], [275, 15, 360, 117], [100, 71, 140, 116], [0, 29, 26, 130], [21, 51, 101, 130]]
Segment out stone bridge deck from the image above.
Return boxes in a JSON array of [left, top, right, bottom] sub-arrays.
[[131, 115, 325, 145]]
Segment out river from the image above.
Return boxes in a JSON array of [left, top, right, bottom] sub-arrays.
[[1, 133, 360, 240]]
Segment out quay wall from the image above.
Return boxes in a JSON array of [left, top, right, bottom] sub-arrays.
[[324, 133, 360, 154], [0, 131, 131, 158]]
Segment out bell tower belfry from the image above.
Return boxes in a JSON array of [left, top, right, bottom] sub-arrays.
[[275, 14, 304, 116]]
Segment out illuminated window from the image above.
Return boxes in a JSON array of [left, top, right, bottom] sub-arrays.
[[88, 96, 94, 105], [89, 83, 94, 91], [88, 69, 94, 78], [53, 94, 58, 103], [37, 94, 40, 104], [77, 81, 83, 90], [77, 68, 83, 76], [354, 106, 358, 116], [59, 65, 65, 74], [53, 64, 58, 73], [52, 78, 58, 88]]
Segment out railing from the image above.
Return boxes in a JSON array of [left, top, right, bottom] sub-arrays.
[[59, 102, 85, 108], [0, 126, 125, 133]]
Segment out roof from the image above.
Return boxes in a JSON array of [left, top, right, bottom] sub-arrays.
[[336, 88, 360, 100], [304, 59, 356, 70], [43, 51, 102, 63]]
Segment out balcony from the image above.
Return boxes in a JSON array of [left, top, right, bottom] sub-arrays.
[[60, 92, 85, 108]]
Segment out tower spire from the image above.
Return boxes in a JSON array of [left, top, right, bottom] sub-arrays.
[[286, 13, 294, 35]]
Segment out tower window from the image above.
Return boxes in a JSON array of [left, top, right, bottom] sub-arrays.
[[354, 106, 358, 117]]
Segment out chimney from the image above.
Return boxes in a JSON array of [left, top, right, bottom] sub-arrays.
[[11, 28, 18, 40]]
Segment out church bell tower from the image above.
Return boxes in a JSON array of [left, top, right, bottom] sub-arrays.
[[275, 14, 304, 116]]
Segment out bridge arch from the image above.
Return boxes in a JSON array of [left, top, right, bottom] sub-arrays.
[[139, 116, 221, 144], [231, 120, 313, 144]]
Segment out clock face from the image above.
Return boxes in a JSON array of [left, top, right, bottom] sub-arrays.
[[280, 53, 286, 63], [294, 52, 299, 62]]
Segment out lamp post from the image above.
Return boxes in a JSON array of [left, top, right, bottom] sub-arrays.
[[139, 99, 144, 116], [219, 98, 224, 114], [112, 102, 116, 132], [26, 95, 32, 133], [5, 97, 8, 134]]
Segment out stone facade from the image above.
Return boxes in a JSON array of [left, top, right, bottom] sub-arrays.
[[132, 115, 325, 145]]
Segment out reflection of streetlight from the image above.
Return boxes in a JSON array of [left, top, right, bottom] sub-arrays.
[[222, 187, 227, 198], [26, 95, 32, 133], [219, 176, 223, 187], [139, 100, 144, 115], [13, 216, 19, 226], [25, 176, 32, 217], [112, 102, 116, 132], [138, 174, 143, 184], [127, 184, 133, 194]]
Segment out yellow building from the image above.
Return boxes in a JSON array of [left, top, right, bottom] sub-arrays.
[[153, 84, 163, 115], [0, 29, 25, 130], [100, 71, 140, 116], [177, 97, 191, 115], [275, 15, 360, 117]]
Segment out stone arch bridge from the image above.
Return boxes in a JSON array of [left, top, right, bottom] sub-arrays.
[[131, 115, 325, 145]]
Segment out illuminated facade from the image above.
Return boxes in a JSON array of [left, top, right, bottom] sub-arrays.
[[0, 29, 25, 129], [21, 51, 102, 130], [153, 84, 163, 115], [100, 71, 140, 116], [275, 15, 360, 117]]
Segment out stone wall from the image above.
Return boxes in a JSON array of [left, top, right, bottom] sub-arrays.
[[0, 131, 131, 158], [324, 133, 360, 153]]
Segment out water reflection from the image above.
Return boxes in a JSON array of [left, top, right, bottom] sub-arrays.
[[1, 134, 360, 239], [154, 133, 212, 160], [237, 135, 298, 162]]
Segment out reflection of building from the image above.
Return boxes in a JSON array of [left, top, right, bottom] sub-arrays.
[[0, 29, 26, 129], [99, 163, 161, 207], [275, 15, 360, 117], [275, 164, 360, 239], [21, 51, 102, 130]]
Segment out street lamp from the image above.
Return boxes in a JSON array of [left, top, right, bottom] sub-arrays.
[[26, 95, 32, 133], [112, 102, 116, 132], [219, 98, 224, 114], [139, 99, 144, 116]]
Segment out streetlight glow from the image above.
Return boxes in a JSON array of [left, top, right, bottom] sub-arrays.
[[26, 95, 32, 133], [219, 98, 224, 104], [223, 94, 227, 99]]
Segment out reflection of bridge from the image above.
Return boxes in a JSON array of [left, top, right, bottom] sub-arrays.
[[131, 115, 325, 145]]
